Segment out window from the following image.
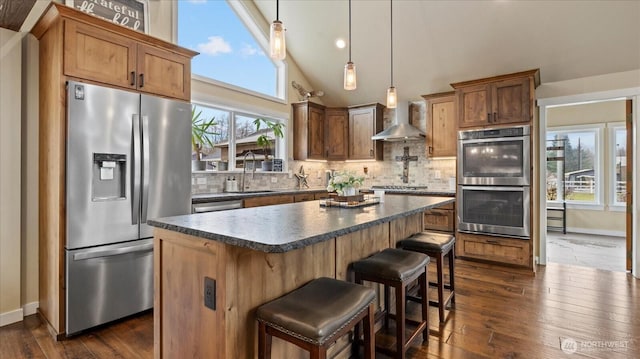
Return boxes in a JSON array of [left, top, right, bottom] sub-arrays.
[[546, 125, 603, 205], [610, 123, 627, 206], [192, 103, 284, 171], [177, 0, 283, 99]]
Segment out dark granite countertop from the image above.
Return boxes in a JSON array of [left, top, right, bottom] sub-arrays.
[[150, 196, 453, 253]]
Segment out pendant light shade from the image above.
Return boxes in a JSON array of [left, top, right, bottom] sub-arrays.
[[343, 0, 356, 90], [270, 0, 286, 60], [386, 86, 397, 108], [386, 0, 396, 108], [344, 62, 357, 90]]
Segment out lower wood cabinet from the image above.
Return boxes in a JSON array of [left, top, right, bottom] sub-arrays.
[[293, 193, 316, 202], [424, 201, 455, 232], [456, 232, 532, 268], [243, 195, 294, 208]]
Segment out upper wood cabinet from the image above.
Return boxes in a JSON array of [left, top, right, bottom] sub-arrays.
[[324, 108, 348, 160], [348, 103, 384, 160], [292, 101, 326, 160], [451, 69, 539, 128], [422, 92, 457, 157], [35, 3, 196, 101]]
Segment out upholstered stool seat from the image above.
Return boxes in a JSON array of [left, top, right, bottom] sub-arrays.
[[256, 277, 376, 359], [352, 248, 430, 359], [398, 231, 456, 323]]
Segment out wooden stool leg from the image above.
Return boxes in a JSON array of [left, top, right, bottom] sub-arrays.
[[310, 347, 327, 359], [437, 253, 445, 323], [384, 284, 390, 329], [420, 270, 429, 342], [363, 303, 375, 359], [448, 247, 456, 306], [258, 322, 272, 359], [395, 282, 406, 359]]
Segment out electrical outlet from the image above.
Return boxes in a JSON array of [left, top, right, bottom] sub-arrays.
[[434, 170, 441, 179], [271, 176, 277, 183], [204, 277, 216, 310]]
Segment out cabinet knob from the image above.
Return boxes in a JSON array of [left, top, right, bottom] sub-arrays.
[[369, 149, 374, 156], [493, 112, 497, 122], [139, 73, 145, 88], [487, 113, 491, 122], [428, 146, 433, 154], [130, 71, 136, 86]]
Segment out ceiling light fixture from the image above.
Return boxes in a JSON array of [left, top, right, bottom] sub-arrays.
[[269, 0, 286, 60], [386, 0, 397, 108], [343, 0, 356, 90]]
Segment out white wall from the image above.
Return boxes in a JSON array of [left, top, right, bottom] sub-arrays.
[[0, 28, 23, 326]]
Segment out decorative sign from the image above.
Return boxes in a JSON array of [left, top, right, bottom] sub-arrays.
[[65, 0, 148, 34]]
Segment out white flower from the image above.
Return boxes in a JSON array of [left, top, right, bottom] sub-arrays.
[[327, 171, 365, 194]]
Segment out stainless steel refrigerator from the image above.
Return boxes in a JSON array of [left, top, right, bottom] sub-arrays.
[[64, 81, 191, 335]]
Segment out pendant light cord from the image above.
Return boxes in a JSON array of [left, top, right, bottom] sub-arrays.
[[276, 0, 280, 21], [348, 0, 352, 62], [390, 0, 394, 86]]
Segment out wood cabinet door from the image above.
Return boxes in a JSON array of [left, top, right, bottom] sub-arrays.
[[243, 195, 294, 208], [307, 105, 325, 159], [64, 20, 137, 89], [491, 77, 531, 125], [136, 44, 191, 101], [425, 93, 457, 157], [324, 108, 348, 160], [348, 104, 383, 160], [456, 84, 490, 128]]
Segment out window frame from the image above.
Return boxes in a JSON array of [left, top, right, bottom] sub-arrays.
[[546, 124, 605, 210], [608, 122, 627, 210], [191, 100, 286, 172], [173, 0, 288, 102]]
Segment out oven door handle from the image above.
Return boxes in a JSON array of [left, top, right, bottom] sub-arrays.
[[460, 186, 526, 192]]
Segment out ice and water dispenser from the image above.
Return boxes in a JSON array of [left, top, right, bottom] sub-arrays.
[[92, 153, 126, 200]]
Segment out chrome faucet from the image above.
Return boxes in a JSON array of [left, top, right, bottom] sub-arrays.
[[241, 151, 256, 192]]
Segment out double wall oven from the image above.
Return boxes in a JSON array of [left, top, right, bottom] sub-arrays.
[[457, 125, 531, 239]]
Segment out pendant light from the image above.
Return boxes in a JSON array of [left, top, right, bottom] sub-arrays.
[[386, 0, 397, 108], [269, 0, 286, 60], [343, 0, 357, 90]]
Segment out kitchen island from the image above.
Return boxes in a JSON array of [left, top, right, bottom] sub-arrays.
[[148, 195, 453, 359]]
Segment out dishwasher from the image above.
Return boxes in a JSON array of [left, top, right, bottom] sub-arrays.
[[192, 199, 244, 213]]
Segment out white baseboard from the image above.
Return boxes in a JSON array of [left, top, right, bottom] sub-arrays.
[[0, 308, 24, 327], [565, 227, 626, 238], [0, 302, 39, 327], [23, 301, 39, 316]]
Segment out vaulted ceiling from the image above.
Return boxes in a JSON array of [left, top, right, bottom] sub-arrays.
[[254, 0, 640, 107]]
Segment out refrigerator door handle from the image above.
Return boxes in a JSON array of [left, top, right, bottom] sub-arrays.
[[132, 114, 141, 225], [141, 115, 150, 223], [72, 243, 153, 261]]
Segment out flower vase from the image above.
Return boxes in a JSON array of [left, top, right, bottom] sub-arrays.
[[342, 186, 357, 196]]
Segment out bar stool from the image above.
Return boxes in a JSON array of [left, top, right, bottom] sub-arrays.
[[398, 231, 455, 323], [352, 248, 430, 359], [256, 277, 376, 359]]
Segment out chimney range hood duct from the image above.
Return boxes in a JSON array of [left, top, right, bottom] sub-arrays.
[[371, 102, 425, 141]]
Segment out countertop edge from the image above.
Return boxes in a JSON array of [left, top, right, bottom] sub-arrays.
[[149, 198, 453, 253]]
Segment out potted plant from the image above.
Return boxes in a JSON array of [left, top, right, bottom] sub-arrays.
[[253, 118, 284, 171], [192, 108, 217, 171]]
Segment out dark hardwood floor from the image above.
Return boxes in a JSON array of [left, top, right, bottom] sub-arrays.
[[2, 260, 638, 358]]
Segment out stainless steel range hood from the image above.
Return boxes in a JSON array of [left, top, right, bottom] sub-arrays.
[[372, 102, 425, 141]]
